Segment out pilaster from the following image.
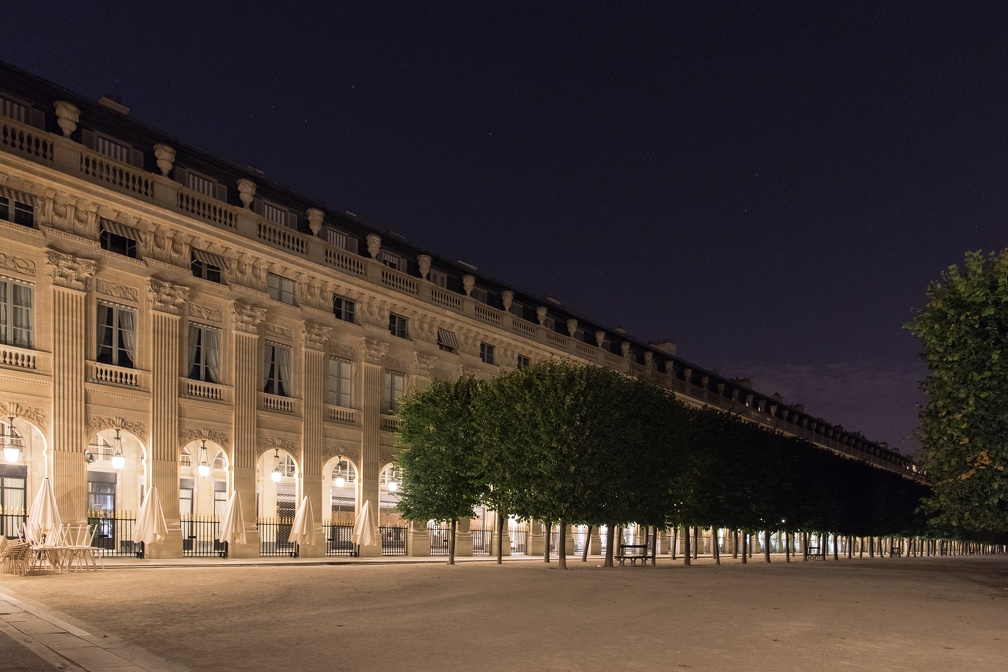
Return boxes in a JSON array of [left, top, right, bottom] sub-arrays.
[[231, 301, 266, 557], [358, 337, 386, 557], [147, 278, 189, 558], [46, 250, 96, 523], [299, 321, 330, 558]]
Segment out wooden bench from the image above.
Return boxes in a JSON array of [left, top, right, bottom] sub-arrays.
[[616, 543, 650, 566]]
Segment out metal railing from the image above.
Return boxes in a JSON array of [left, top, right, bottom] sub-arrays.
[[1, 506, 26, 538], [323, 523, 356, 557], [181, 514, 225, 557], [381, 525, 407, 556], [429, 524, 451, 556], [258, 516, 296, 557], [510, 527, 528, 556], [472, 528, 492, 556], [88, 510, 139, 557]]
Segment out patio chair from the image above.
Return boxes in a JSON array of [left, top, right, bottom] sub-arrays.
[[67, 525, 97, 571]]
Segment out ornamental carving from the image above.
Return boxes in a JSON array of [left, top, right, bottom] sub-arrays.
[[0, 403, 47, 431], [259, 436, 297, 456], [302, 322, 332, 351], [149, 224, 187, 265], [87, 417, 146, 439], [231, 253, 267, 287], [298, 279, 330, 311], [330, 341, 358, 360], [265, 323, 293, 342], [413, 353, 437, 378], [148, 278, 190, 315], [46, 249, 97, 291], [0, 253, 36, 277], [358, 296, 390, 328], [96, 278, 138, 302], [360, 338, 388, 365], [232, 301, 267, 334], [180, 428, 229, 449], [189, 303, 223, 323], [73, 198, 98, 237]]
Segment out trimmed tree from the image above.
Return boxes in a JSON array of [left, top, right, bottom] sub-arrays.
[[394, 377, 486, 564]]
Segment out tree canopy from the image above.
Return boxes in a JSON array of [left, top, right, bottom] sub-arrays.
[[906, 249, 1008, 533]]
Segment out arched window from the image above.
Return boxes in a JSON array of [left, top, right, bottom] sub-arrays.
[[213, 450, 227, 470], [179, 448, 192, 467]]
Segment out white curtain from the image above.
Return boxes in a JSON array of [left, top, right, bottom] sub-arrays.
[[97, 303, 112, 358], [12, 284, 32, 348], [118, 308, 136, 365], [263, 344, 272, 390], [276, 345, 291, 396], [204, 327, 221, 383], [187, 324, 199, 378]]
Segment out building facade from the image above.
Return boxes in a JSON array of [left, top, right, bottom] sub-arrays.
[[0, 63, 915, 558]]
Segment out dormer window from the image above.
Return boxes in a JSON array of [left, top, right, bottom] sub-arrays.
[[326, 228, 358, 254], [175, 167, 227, 200], [0, 94, 43, 127], [380, 251, 402, 271], [256, 199, 297, 229], [82, 130, 143, 167], [429, 269, 448, 288]]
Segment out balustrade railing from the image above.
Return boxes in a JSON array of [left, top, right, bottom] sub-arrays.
[[381, 267, 417, 296], [257, 220, 306, 255], [430, 286, 463, 311], [474, 303, 501, 326], [511, 320, 536, 338], [326, 405, 356, 423], [509, 527, 528, 556], [381, 415, 402, 431], [324, 247, 367, 276], [91, 362, 141, 387], [1, 118, 53, 162], [184, 378, 226, 401], [0, 344, 36, 370], [429, 524, 452, 556], [80, 149, 155, 198], [472, 528, 492, 556], [261, 393, 295, 413], [177, 187, 236, 228]]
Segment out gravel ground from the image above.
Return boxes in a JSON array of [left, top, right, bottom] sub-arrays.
[[4, 556, 1007, 671]]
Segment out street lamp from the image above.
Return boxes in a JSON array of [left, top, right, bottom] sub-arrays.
[[387, 479, 399, 493], [197, 439, 210, 478], [3, 417, 19, 464], [333, 457, 346, 489], [111, 429, 125, 470], [271, 448, 282, 483]]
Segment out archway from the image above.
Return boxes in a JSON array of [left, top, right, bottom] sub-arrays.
[[0, 416, 47, 538], [86, 427, 146, 556], [257, 446, 298, 556], [323, 455, 358, 556]]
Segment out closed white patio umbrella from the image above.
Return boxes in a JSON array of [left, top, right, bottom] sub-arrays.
[[351, 499, 379, 548], [25, 477, 61, 544], [217, 490, 246, 546], [132, 485, 168, 546], [288, 495, 316, 547]]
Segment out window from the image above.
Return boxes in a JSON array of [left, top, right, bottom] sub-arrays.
[[480, 342, 495, 365], [263, 342, 291, 396], [0, 196, 34, 228], [277, 455, 297, 478], [97, 302, 136, 368], [187, 171, 216, 197], [188, 323, 221, 383], [333, 296, 355, 323], [214, 480, 227, 517], [380, 251, 401, 270], [191, 249, 224, 283], [213, 451, 227, 471], [327, 358, 352, 408], [333, 458, 357, 485], [326, 228, 358, 254], [0, 95, 28, 122], [179, 480, 193, 516], [428, 269, 448, 288], [472, 287, 489, 304], [517, 355, 531, 369], [99, 219, 139, 259], [388, 313, 408, 339], [259, 200, 297, 229], [437, 328, 458, 353], [0, 278, 33, 348], [267, 273, 296, 305], [382, 371, 405, 414], [179, 449, 192, 467], [95, 134, 132, 164]]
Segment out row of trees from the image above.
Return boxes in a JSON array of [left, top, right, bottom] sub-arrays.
[[394, 360, 979, 566]]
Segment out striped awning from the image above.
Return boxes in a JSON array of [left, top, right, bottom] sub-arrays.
[[437, 328, 459, 351], [99, 218, 141, 241], [191, 247, 227, 269], [0, 185, 39, 207]]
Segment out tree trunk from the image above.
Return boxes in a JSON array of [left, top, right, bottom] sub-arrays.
[[581, 524, 592, 563], [741, 530, 747, 564], [693, 526, 699, 559], [833, 533, 839, 561], [558, 522, 567, 570], [603, 523, 615, 568], [802, 531, 809, 561], [650, 527, 657, 566], [733, 529, 739, 559], [785, 532, 791, 562], [671, 527, 677, 560], [683, 526, 691, 566], [496, 512, 505, 565], [449, 519, 457, 566], [543, 522, 551, 563], [713, 527, 720, 565], [764, 529, 771, 563]]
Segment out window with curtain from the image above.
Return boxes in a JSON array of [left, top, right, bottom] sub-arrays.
[[267, 272, 296, 305], [382, 370, 405, 414], [97, 302, 136, 368], [188, 323, 221, 383], [263, 342, 291, 396], [0, 278, 33, 348], [327, 357, 352, 407]]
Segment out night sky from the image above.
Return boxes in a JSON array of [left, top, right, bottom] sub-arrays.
[[4, 3, 1007, 455]]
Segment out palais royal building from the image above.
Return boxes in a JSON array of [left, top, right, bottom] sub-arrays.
[[0, 61, 914, 559]]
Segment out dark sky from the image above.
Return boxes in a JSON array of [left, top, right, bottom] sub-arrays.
[[5, 2, 1008, 455]]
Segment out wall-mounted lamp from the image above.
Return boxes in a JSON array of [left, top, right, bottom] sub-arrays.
[[3, 417, 19, 464], [271, 448, 282, 483], [197, 439, 210, 478], [111, 428, 125, 470]]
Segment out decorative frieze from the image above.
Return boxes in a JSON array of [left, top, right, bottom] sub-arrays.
[[413, 353, 437, 378], [149, 278, 190, 315], [358, 296, 390, 328], [46, 249, 97, 291], [329, 341, 357, 360], [189, 303, 223, 323], [302, 322, 332, 351], [298, 279, 330, 312], [259, 436, 296, 454], [360, 338, 388, 365], [0, 253, 36, 277], [0, 403, 47, 431], [148, 224, 188, 266], [232, 301, 267, 334], [96, 278, 138, 302], [231, 253, 267, 288], [265, 323, 293, 342], [86, 416, 146, 438], [180, 428, 229, 449]]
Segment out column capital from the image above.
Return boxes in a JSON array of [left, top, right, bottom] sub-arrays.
[[232, 301, 267, 334], [46, 249, 97, 291], [148, 278, 190, 315], [412, 353, 437, 379], [302, 321, 332, 351], [360, 337, 388, 365]]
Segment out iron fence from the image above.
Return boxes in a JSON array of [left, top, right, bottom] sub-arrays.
[[510, 527, 528, 556], [258, 516, 296, 557], [472, 528, 492, 556], [88, 510, 139, 557], [324, 522, 356, 557], [181, 514, 225, 557], [381, 525, 407, 556], [429, 524, 451, 556], [1, 506, 26, 539]]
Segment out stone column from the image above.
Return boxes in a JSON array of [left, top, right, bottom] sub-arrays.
[[407, 353, 437, 557], [590, 526, 602, 556], [528, 521, 545, 557], [454, 517, 473, 557], [231, 301, 266, 557], [299, 322, 331, 558], [358, 338, 387, 557], [46, 251, 97, 524], [146, 279, 189, 559]]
